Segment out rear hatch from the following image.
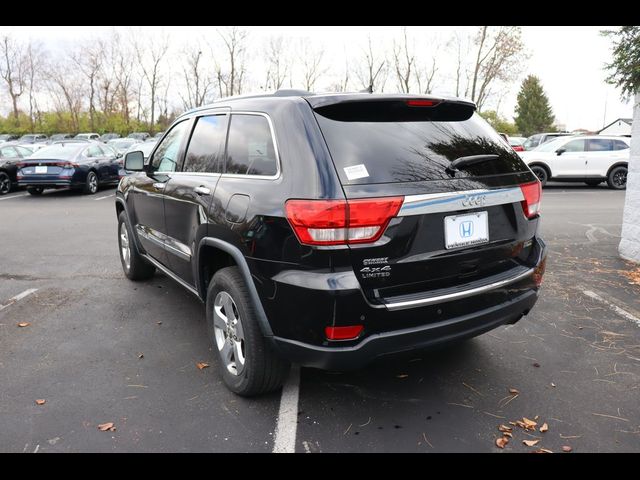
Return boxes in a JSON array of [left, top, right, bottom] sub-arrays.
[[309, 96, 540, 305], [19, 159, 69, 178]]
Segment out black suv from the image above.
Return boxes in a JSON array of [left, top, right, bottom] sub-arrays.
[[116, 92, 547, 396]]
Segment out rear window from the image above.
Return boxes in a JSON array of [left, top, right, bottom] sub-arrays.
[[31, 144, 83, 160], [314, 108, 527, 185]]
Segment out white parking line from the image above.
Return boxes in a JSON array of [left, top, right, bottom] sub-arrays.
[[272, 365, 301, 453], [0, 193, 28, 201], [582, 290, 640, 327], [94, 194, 115, 201], [0, 288, 38, 312]]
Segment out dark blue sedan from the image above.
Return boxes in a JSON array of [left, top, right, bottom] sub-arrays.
[[17, 142, 122, 195]]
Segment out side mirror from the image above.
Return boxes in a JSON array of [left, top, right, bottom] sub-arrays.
[[556, 148, 566, 156], [124, 151, 145, 171]]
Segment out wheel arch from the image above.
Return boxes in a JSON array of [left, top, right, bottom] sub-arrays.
[[606, 161, 628, 177], [528, 162, 552, 179], [197, 237, 274, 337]]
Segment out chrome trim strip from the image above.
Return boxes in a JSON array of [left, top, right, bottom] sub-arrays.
[[141, 253, 200, 299], [398, 187, 524, 216], [136, 224, 192, 261], [384, 267, 534, 311]]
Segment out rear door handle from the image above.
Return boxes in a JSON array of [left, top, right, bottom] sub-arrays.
[[194, 186, 211, 196], [153, 182, 166, 190]]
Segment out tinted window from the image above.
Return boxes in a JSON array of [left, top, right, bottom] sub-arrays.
[[15, 146, 32, 157], [588, 139, 613, 151], [563, 139, 586, 152], [613, 140, 629, 150], [226, 115, 278, 176], [183, 115, 228, 173], [315, 111, 527, 184], [150, 121, 190, 172], [31, 144, 83, 160]]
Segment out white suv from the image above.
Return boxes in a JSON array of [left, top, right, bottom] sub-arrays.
[[519, 135, 630, 189]]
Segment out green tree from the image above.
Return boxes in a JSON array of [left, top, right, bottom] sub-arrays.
[[603, 26, 640, 99], [479, 110, 518, 135], [514, 75, 555, 137]]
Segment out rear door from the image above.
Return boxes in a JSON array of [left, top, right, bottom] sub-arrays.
[[311, 98, 539, 304], [163, 113, 229, 286], [586, 138, 628, 177]]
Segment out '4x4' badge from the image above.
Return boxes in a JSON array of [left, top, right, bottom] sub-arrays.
[[360, 265, 391, 278]]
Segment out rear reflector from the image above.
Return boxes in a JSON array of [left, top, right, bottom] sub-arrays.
[[325, 325, 363, 340], [533, 257, 546, 287], [285, 197, 403, 246], [520, 181, 541, 219], [406, 99, 441, 107]]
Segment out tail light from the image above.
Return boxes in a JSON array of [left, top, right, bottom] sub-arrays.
[[520, 181, 541, 219], [285, 197, 404, 246], [406, 99, 441, 107], [512, 145, 524, 152], [325, 325, 363, 341]]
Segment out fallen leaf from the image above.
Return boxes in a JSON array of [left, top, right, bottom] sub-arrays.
[[533, 363, 541, 368], [509, 388, 519, 395], [562, 445, 573, 453], [498, 424, 512, 433], [509, 421, 518, 426], [396, 374, 409, 379], [523, 439, 540, 447], [138, 353, 144, 359], [534, 415, 539, 420], [35, 399, 46, 405], [98, 422, 116, 432], [17, 322, 31, 328], [196, 362, 209, 370], [496, 436, 509, 449], [522, 417, 538, 429], [540, 423, 549, 433], [551, 383, 556, 388], [157, 321, 162, 325], [504, 432, 513, 438], [533, 448, 553, 454]]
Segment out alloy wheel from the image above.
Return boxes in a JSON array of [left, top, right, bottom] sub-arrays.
[[119, 222, 131, 271], [213, 291, 246, 376]]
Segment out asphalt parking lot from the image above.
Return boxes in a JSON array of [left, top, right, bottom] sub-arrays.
[[1, 183, 639, 453]]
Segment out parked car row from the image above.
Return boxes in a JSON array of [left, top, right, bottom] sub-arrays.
[[0, 137, 158, 196], [0, 131, 165, 145]]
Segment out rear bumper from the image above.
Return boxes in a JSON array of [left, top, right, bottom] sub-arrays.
[[18, 179, 77, 188], [273, 289, 538, 370]]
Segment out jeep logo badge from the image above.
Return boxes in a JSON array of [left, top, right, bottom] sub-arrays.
[[462, 195, 486, 207]]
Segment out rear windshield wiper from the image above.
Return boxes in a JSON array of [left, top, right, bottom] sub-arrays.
[[446, 154, 499, 173]]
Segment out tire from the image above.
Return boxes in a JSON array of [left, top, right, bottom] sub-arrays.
[[117, 211, 156, 281], [529, 165, 548, 187], [27, 186, 43, 196], [607, 165, 627, 190], [585, 180, 601, 187], [83, 171, 99, 194], [0, 172, 11, 195], [207, 266, 290, 396]]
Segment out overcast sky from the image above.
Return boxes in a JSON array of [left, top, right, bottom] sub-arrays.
[[1, 25, 632, 131]]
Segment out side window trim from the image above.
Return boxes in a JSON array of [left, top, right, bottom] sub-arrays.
[[222, 111, 281, 180]]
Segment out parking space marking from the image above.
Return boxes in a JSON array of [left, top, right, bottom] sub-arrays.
[[94, 194, 115, 201], [0, 193, 28, 201], [0, 288, 38, 312], [583, 290, 640, 327], [272, 365, 300, 453]]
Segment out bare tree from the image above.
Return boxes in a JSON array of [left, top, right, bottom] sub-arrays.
[[414, 42, 439, 95], [180, 42, 214, 109], [0, 35, 27, 124], [469, 26, 526, 110], [70, 40, 103, 131], [133, 31, 170, 133], [25, 41, 45, 132], [392, 28, 415, 93], [48, 60, 84, 132], [355, 35, 387, 93], [263, 36, 289, 91], [216, 27, 248, 97], [299, 39, 327, 92]]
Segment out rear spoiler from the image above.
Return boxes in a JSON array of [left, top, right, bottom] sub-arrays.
[[306, 94, 476, 122]]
